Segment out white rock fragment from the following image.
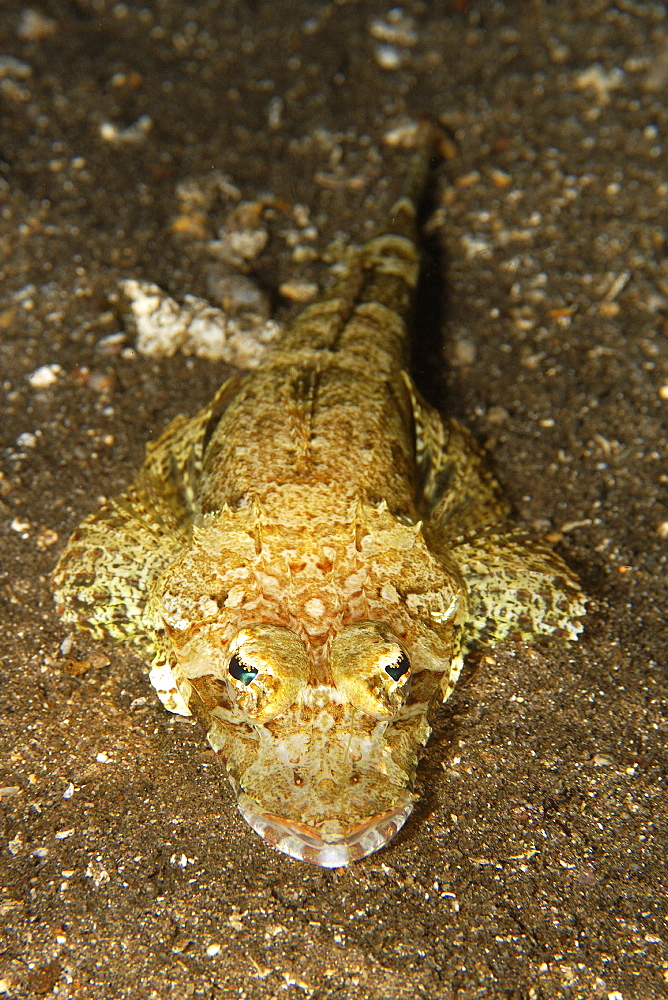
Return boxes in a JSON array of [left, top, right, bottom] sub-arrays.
[[8, 834, 23, 855], [279, 280, 318, 303], [99, 114, 152, 144], [574, 64, 624, 104], [383, 120, 421, 147], [120, 279, 281, 367], [369, 9, 418, 46], [86, 860, 111, 886], [206, 271, 270, 318], [0, 55, 32, 79], [292, 203, 311, 228], [10, 517, 31, 534], [460, 234, 492, 259], [27, 363, 62, 388], [267, 94, 284, 129], [208, 227, 269, 268], [205, 943, 221, 957], [15, 431, 37, 449], [176, 172, 241, 212], [451, 338, 477, 367], [486, 406, 510, 425], [207, 199, 271, 268], [18, 9, 57, 40], [374, 43, 403, 70]]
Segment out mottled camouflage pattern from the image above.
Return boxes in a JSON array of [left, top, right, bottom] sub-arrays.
[[52, 130, 585, 866]]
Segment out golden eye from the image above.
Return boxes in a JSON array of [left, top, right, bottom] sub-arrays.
[[330, 621, 412, 719], [225, 623, 308, 722]]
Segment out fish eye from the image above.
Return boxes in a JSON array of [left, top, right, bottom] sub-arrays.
[[330, 621, 412, 719], [385, 651, 410, 683], [228, 652, 258, 686], [225, 623, 309, 722]]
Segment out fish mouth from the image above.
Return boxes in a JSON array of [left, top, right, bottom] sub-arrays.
[[235, 793, 414, 867]]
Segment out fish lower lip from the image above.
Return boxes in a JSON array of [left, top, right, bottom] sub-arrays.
[[236, 795, 414, 867]]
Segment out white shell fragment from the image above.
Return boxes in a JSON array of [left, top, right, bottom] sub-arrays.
[[27, 363, 62, 388], [99, 115, 153, 145], [0, 56, 32, 80], [208, 226, 269, 268], [119, 279, 281, 367], [370, 8, 417, 69], [369, 10, 418, 47]]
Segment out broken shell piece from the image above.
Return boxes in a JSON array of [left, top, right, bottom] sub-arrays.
[[119, 279, 281, 367]]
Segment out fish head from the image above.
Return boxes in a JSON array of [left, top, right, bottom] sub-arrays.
[[148, 506, 465, 866], [169, 614, 456, 867]]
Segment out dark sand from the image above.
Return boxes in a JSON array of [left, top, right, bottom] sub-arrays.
[[1, 2, 666, 997]]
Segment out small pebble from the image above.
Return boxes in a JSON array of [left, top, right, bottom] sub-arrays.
[[96, 332, 127, 356], [575, 64, 623, 104], [383, 121, 421, 148], [15, 431, 37, 449], [27, 364, 61, 388], [0, 55, 32, 80], [209, 227, 268, 267], [205, 270, 270, 319], [279, 281, 318, 303], [292, 204, 310, 227], [18, 9, 57, 40], [99, 115, 152, 144], [374, 43, 403, 70], [451, 338, 477, 366], [267, 95, 283, 129], [369, 11, 418, 47], [486, 406, 509, 425], [8, 835, 23, 855]]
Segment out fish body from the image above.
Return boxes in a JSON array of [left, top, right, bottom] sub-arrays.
[[52, 130, 585, 866]]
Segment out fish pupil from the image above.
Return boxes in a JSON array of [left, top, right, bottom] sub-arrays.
[[229, 653, 258, 686], [385, 652, 410, 682]]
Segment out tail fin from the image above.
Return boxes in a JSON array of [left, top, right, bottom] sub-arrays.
[[273, 121, 441, 363], [381, 119, 442, 243]]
